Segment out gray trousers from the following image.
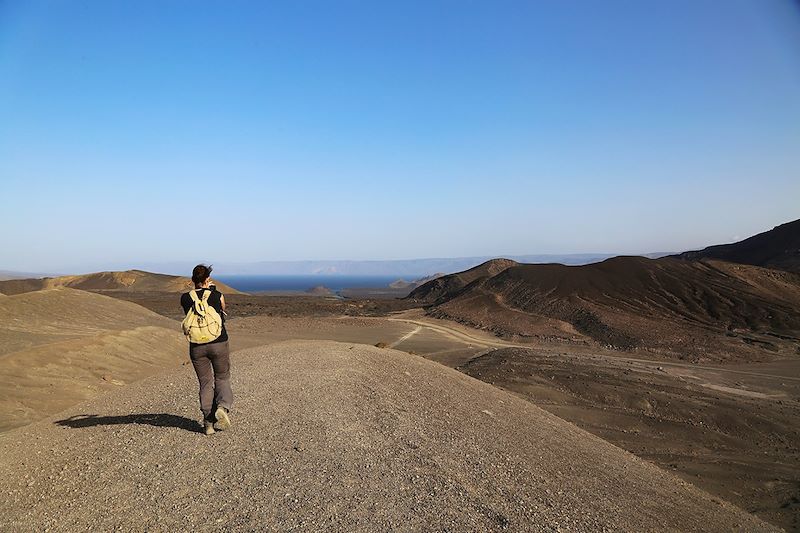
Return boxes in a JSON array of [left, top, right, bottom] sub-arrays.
[[189, 341, 233, 420]]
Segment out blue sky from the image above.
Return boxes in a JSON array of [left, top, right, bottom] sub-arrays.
[[1, 1, 798, 272]]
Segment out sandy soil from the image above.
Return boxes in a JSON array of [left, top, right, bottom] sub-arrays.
[[0, 341, 775, 532], [0, 288, 185, 432], [227, 315, 416, 352]]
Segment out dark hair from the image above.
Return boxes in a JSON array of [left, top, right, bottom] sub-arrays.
[[192, 264, 213, 286]]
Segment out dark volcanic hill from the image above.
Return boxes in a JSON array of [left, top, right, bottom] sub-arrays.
[[673, 218, 800, 273], [407, 258, 518, 304], [409, 256, 800, 361]]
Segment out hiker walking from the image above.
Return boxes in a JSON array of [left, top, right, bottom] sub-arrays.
[[180, 264, 233, 435]]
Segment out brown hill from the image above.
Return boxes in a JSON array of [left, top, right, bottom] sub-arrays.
[[673, 218, 800, 273], [410, 256, 800, 360], [0, 288, 185, 431], [407, 259, 517, 303], [0, 269, 243, 296], [389, 273, 446, 290], [306, 285, 334, 296], [0, 340, 776, 531]]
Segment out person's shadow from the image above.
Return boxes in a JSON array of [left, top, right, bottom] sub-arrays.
[[55, 413, 200, 433]]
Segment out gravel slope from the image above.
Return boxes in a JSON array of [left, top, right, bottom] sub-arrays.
[[0, 340, 776, 532]]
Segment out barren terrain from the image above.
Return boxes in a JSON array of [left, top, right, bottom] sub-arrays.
[[0, 288, 185, 431], [410, 257, 800, 362], [459, 346, 800, 531], [0, 341, 776, 532], [2, 265, 798, 529], [99, 289, 800, 529]]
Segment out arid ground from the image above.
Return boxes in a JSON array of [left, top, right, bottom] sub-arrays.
[[104, 290, 800, 530], [1, 283, 797, 530], [0, 340, 779, 532]]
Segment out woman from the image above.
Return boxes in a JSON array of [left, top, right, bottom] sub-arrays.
[[180, 264, 233, 435]]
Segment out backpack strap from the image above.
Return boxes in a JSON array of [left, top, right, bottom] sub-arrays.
[[188, 289, 209, 316], [201, 289, 212, 303]]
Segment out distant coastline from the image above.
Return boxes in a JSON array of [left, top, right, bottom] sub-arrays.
[[215, 275, 420, 294]]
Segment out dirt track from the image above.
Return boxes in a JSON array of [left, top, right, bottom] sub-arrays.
[[0, 340, 775, 532], [387, 311, 800, 382]]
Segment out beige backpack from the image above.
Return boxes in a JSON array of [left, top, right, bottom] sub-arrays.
[[181, 290, 223, 344]]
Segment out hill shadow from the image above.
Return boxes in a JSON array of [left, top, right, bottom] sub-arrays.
[[55, 413, 199, 433]]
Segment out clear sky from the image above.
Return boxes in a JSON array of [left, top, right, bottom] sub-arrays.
[[1, 1, 799, 272]]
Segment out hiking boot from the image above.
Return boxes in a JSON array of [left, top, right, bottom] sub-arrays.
[[204, 421, 216, 435], [214, 407, 231, 430]]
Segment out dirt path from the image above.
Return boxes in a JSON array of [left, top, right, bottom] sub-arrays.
[[387, 315, 800, 383], [0, 341, 775, 532], [387, 317, 508, 349], [388, 326, 422, 348]]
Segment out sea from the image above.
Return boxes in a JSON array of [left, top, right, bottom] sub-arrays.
[[215, 275, 412, 294]]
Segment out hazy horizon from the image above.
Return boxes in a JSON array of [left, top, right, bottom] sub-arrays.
[[1, 251, 666, 278], [189, 251, 672, 279], [2, 1, 798, 272], [0, 233, 690, 273]]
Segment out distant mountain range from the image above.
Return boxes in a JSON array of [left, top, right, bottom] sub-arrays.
[[5, 219, 796, 279], [80, 253, 670, 278], [0, 270, 56, 281]]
